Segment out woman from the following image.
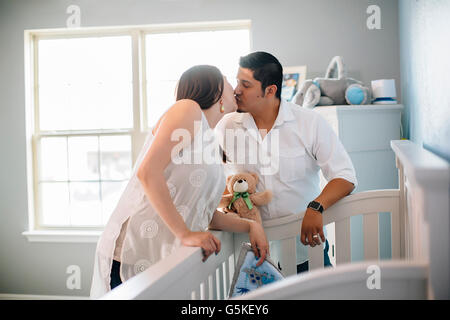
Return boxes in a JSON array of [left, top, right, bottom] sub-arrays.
[[90, 65, 269, 299]]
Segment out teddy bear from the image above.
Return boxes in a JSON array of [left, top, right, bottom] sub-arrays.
[[219, 172, 272, 225], [293, 56, 372, 108]]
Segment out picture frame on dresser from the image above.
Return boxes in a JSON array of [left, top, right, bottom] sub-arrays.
[[281, 65, 307, 102]]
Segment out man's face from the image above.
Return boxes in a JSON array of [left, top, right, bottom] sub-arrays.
[[234, 67, 265, 113]]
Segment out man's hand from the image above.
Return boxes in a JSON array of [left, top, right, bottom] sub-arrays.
[[300, 208, 326, 247]]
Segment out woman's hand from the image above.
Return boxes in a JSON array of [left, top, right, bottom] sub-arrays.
[[180, 231, 221, 262], [248, 221, 269, 267]]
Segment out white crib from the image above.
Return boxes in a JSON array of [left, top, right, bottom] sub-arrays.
[[102, 140, 449, 300]]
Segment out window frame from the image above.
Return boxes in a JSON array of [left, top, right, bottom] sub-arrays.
[[23, 20, 252, 242]]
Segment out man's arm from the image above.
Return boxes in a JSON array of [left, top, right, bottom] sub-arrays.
[[314, 178, 355, 211], [300, 178, 355, 247], [300, 112, 357, 247]]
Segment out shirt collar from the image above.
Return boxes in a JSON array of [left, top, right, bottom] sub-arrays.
[[273, 99, 296, 127], [235, 99, 296, 128]]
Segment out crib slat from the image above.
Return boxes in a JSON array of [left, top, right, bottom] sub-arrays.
[[335, 218, 351, 264], [217, 265, 224, 299], [207, 274, 214, 300], [211, 271, 218, 300], [200, 282, 206, 300], [228, 254, 235, 286], [308, 244, 324, 271], [363, 212, 379, 260], [191, 289, 198, 300], [397, 160, 406, 258], [223, 260, 230, 298], [391, 205, 401, 259], [277, 237, 297, 276]]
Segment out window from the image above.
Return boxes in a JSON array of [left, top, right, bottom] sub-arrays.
[[25, 21, 251, 237], [145, 28, 250, 126], [36, 36, 133, 229]]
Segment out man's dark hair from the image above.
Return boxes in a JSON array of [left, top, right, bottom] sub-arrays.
[[239, 51, 283, 99], [176, 65, 224, 109]]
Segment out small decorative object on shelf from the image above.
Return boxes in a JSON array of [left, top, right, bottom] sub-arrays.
[[371, 79, 397, 104], [281, 65, 307, 102]]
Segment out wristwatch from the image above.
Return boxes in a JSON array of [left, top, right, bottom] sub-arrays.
[[307, 201, 324, 214]]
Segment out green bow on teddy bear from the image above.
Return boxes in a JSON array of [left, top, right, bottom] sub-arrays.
[[228, 191, 253, 210]]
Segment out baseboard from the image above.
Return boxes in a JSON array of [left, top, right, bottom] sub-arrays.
[[0, 293, 89, 300]]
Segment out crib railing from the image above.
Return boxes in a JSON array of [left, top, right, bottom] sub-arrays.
[[323, 189, 401, 263], [234, 189, 401, 276], [102, 230, 235, 300], [102, 189, 402, 300]]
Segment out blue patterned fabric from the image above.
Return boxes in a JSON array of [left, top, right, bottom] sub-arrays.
[[229, 243, 284, 298]]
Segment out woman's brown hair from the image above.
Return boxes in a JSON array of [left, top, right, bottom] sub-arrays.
[[176, 65, 224, 110]]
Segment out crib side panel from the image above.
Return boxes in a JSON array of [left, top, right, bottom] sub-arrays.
[[391, 140, 450, 299]]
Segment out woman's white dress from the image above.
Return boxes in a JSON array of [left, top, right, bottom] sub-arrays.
[[90, 112, 226, 299]]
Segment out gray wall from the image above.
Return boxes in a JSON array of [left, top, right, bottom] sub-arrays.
[[0, 0, 400, 297], [399, 0, 450, 162]]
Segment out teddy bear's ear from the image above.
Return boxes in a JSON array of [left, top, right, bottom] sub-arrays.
[[249, 172, 259, 183], [226, 175, 233, 185]]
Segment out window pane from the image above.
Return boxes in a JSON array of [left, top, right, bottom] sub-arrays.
[[40, 137, 68, 181], [39, 83, 71, 130], [100, 135, 132, 180], [101, 181, 127, 224], [38, 36, 133, 131], [69, 182, 102, 226], [40, 182, 70, 226], [68, 136, 99, 181], [146, 29, 250, 126]]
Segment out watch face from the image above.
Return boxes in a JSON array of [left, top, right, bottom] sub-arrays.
[[310, 201, 320, 210]]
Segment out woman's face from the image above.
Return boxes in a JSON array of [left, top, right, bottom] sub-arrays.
[[221, 78, 238, 114]]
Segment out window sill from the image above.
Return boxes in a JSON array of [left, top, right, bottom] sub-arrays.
[[22, 230, 102, 243]]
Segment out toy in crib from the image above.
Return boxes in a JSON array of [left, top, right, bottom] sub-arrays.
[[229, 243, 284, 298], [219, 172, 272, 224]]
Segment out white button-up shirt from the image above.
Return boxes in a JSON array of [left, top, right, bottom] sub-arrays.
[[215, 100, 357, 264]]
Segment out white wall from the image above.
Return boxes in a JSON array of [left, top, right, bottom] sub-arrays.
[[399, 0, 450, 161]]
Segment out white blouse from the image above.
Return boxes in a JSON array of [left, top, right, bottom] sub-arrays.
[[90, 112, 226, 299]]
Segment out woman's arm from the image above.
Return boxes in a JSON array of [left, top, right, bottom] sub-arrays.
[[209, 210, 269, 266], [137, 100, 220, 261], [209, 210, 252, 233], [137, 99, 198, 238]]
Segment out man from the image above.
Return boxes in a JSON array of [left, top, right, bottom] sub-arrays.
[[215, 51, 357, 272]]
